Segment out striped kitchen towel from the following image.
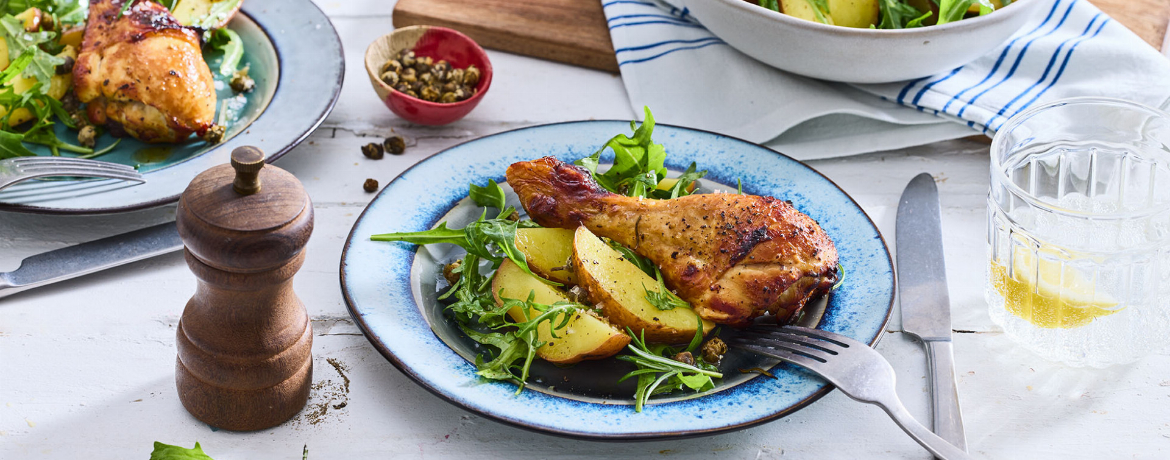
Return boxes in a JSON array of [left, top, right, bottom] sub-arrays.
[[603, 0, 1170, 159]]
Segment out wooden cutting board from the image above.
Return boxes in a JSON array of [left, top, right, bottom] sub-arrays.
[[393, 0, 1169, 73]]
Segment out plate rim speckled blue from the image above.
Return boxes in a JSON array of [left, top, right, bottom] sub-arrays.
[[340, 121, 895, 440], [0, 0, 343, 215]]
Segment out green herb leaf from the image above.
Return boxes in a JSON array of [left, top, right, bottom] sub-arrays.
[[757, 0, 779, 12], [0, 130, 33, 158], [0, 15, 64, 92], [643, 266, 690, 311], [803, 0, 832, 24], [877, 0, 929, 29], [150, 442, 215, 460], [617, 328, 722, 412], [575, 106, 668, 198], [469, 179, 507, 212], [208, 28, 243, 76], [606, 238, 655, 277]]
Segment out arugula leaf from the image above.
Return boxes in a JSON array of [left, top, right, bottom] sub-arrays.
[[616, 326, 722, 412], [208, 28, 243, 76], [803, 0, 832, 24], [757, 0, 779, 11], [150, 442, 215, 460], [0, 48, 33, 85], [877, 0, 929, 29], [372, 209, 555, 285], [575, 106, 667, 198], [643, 266, 690, 311], [0, 130, 33, 158], [936, 0, 995, 25], [650, 162, 706, 200], [0, 15, 64, 92], [605, 238, 655, 277], [736, 178, 744, 195], [469, 179, 506, 212]]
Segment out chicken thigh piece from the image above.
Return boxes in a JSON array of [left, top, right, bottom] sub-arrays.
[[506, 157, 839, 327], [74, 0, 216, 143]]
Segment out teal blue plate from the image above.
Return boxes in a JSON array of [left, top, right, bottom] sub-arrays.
[[0, 0, 342, 214], [339, 121, 895, 440]]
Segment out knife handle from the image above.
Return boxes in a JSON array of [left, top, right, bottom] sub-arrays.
[[925, 340, 967, 453]]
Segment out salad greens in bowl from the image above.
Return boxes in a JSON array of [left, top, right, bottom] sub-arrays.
[[662, 0, 1042, 83]]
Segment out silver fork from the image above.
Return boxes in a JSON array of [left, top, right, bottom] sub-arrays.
[[731, 326, 974, 460], [0, 156, 144, 191]]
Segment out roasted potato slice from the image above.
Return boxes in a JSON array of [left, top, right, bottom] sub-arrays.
[[779, 0, 879, 28], [492, 259, 629, 364], [572, 226, 714, 344], [515, 227, 577, 285], [171, 0, 243, 30]]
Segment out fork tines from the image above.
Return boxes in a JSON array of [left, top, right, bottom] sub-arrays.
[[11, 156, 139, 172], [730, 326, 853, 364], [7, 156, 144, 183]]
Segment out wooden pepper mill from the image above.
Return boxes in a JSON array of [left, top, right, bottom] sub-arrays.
[[174, 146, 314, 431]]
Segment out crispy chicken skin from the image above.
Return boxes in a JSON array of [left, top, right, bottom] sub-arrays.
[[74, 0, 216, 143], [507, 157, 839, 327]]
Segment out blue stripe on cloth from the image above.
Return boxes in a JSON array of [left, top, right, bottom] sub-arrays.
[[982, 10, 1104, 129], [609, 20, 704, 30], [618, 41, 728, 66], [940, 0, 1065, 114], [911, 67, 965, 107], [607, 13, 693, 24], [991, 18, 1111, 131], [615, 37, 723, 54], [954, 0, 1079, 118], [897, 76, 932, 105], [601, 0, 657, 7]]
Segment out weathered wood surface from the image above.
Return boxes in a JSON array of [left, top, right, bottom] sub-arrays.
[[2, 1, 1169, 459]]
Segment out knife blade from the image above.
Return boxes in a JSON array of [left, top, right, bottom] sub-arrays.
[[0, 221, 183, 299], [896, 173, 967, 453]]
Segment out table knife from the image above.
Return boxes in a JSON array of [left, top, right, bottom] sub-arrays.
[[896, 173, 967, 453], [0, 221, 182, 299]]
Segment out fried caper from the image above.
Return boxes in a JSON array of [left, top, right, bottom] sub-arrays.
[[420, 85, 440, 102], [361, 142, 384, 159], [380, 70, 399, 86], [77, 125, 96, 148], [380, 59, 402, 75], [463, 65, 480, 87], [383, 135, 405, 155], [363, 178, 379, 193]]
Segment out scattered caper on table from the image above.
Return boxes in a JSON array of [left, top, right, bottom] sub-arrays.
[[380, 48, 480, 104], [361, 142, 384, 159], [363, 178, 379, 193], [383, 135, 405, 155]]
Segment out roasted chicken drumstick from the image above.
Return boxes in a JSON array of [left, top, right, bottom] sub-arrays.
[[74, 0, 217, 143], [507, 157, 839, 327]]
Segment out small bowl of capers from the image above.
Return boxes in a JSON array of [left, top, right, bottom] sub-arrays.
[[365, 26, 493, 126]]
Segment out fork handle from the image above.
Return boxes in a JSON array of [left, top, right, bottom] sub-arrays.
[[878, 398, 975, 460]]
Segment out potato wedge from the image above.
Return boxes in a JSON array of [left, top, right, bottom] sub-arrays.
[[172, 0, 243, 29], [492, 259, 629, 364], [828, 0, 879, 28], [572, 226, 714, 344], [779, 0, 833, 25], [515, 227, 577, 285], [781, 0, 878, 28]]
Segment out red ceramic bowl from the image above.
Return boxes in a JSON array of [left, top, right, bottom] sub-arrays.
[[365, 26, 493, 126]]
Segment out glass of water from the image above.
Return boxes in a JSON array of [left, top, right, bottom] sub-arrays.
[[987, 97, 1170, 367]]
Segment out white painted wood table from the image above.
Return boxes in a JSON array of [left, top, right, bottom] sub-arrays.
[[2, 1, 1169, 458]]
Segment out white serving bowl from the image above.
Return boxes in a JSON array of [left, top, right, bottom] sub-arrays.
[[671, 0, 1043, 83]]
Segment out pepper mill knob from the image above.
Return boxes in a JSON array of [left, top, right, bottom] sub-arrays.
[[174, 146, 314, 431], [230, 146, 265, 195]]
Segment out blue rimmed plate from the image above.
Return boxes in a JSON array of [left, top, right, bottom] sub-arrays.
[[0, 0, 342, 214], [340, 121, 895, 440]]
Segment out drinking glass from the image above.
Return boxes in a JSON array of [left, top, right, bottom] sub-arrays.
[[987, 97, 1170, 367]]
